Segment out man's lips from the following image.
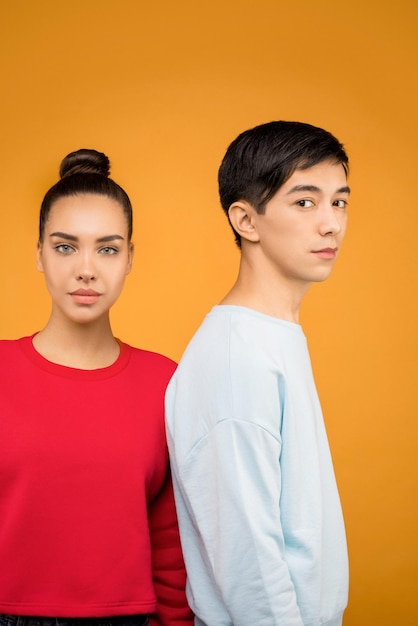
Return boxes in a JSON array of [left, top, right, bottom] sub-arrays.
[[312, 247, 338, 259]]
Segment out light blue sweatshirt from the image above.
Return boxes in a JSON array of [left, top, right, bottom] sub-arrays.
[[165, 306, 348, 626]]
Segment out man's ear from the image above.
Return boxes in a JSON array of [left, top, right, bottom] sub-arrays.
[[36, 241, 44, 272], [228, 201, 260, 243]]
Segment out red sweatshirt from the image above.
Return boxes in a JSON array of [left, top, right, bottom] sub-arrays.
[[0, 336, 193, 625]]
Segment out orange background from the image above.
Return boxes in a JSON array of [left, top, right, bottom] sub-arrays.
[[1, 1, 417, 623]]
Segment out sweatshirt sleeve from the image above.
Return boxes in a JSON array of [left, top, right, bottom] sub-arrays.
[[178, 418, 304, 626], [148, 467, 194, 626]]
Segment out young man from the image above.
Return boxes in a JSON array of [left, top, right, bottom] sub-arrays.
[[165, 121, 350, 626]]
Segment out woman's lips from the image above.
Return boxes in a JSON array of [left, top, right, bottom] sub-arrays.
[[69, 289, 101, 304]]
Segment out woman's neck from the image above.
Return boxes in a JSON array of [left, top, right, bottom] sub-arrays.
[[32, 315, 120, 369]]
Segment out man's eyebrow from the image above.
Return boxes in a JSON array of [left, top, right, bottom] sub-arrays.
[[49, 232, 125, 243], [286, 185, 351, 195]]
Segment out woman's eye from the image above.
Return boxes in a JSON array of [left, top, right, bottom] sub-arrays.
[[98, 246, 118, 255], [296, 199, 314, 208], [55, 244, 74, 254]]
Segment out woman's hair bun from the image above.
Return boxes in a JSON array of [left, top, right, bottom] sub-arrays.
[[59, 148, 110, 179]]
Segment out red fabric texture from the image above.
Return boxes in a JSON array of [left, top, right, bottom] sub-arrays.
[[0, 336, 192, 625]]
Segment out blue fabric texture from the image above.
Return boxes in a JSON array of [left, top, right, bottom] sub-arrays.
[[165, 305, 348, 626]]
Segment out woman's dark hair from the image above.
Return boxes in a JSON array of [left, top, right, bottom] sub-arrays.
[[39, 148, 133, 243], [218, 121, 349, 247]]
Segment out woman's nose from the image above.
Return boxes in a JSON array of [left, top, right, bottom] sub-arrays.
[[76, 253, 97, 281]]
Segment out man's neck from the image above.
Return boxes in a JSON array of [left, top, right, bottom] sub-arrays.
[[220, 255, 311, 324]]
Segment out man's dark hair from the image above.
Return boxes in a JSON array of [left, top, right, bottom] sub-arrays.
[[218, 121, 349, 247]]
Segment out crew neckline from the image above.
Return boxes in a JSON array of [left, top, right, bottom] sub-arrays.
[[210, 304, 303, 330], [18, 334, 131, 380]]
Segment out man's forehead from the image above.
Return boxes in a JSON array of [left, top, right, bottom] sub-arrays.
[[283, 161, 349, 193]]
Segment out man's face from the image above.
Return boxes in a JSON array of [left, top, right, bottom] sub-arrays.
[[250, 159, 350, 287]]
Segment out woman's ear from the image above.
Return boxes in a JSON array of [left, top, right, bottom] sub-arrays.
[[228, 201, 260, 243], [126, 243, 134, 275], [36, 241, 44, 272]]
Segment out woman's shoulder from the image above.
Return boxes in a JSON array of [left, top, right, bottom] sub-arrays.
[[119, 341, 177, 375], [0, 336, 34, 372], [0, 335, 32, 351]]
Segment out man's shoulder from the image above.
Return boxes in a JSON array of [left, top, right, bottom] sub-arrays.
[[177, 306, 246, 367], [171, 306, 309, 404], [181, 305, 303, 357]]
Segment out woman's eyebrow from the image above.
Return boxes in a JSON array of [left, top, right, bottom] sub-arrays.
[[49, 231, 77, 241], [49, 232, 125, 243], [96, 235, 125, 243]]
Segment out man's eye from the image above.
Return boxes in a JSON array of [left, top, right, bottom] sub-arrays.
[[99, 246, 118, 255], [296, 199, 314, 208], [334, 199, 348, 209], [55, 244, 74, 254]]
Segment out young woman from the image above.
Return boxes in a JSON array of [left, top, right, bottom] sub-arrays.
[[0, 149, 193, 626]]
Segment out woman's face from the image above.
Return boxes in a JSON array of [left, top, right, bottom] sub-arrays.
[[37, 193, 133, 326]]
